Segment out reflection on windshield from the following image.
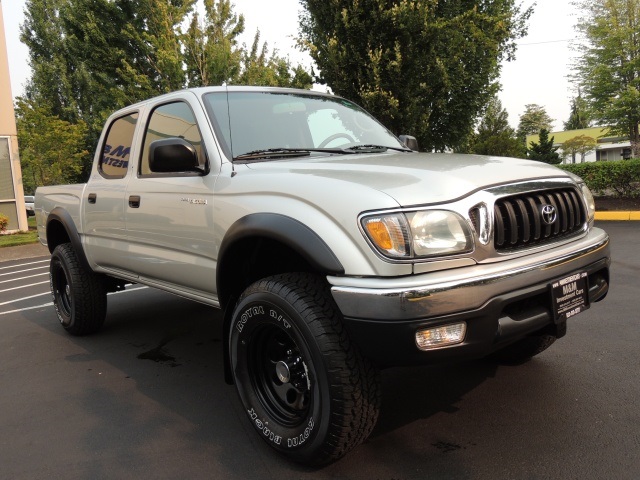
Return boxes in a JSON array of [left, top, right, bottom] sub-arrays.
[[203, 91, 405, 160]]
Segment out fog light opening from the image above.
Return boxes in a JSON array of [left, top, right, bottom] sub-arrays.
[[415, 322, 467, 350]]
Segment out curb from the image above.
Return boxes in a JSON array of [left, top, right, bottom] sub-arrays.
[[595, 211, 640, 221]]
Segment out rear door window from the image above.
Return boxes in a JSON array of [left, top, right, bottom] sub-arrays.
[[99, 113, 138, 179]]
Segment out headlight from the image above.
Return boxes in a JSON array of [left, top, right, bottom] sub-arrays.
[[580, 183, 596, 225], [361, 210, 473, 259]]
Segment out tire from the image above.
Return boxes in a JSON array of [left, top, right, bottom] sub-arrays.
[[49, 243, 107, 335], [489, 334, 556, 365], [229, 273, 380, 466]]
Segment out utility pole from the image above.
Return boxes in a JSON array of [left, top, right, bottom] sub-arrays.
[[0, 0, 28, 233]]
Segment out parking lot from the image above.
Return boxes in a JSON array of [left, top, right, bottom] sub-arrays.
[[0, 222, 638, 479]]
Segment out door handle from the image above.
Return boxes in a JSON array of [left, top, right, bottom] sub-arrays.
[[88, 193, 97, 204], [128, 195, 141, 208]]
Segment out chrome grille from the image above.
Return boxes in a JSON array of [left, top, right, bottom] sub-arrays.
[[493, 188, 586, 251]]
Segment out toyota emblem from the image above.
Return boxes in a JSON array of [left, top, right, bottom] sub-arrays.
[[540, 204, 557, 225]]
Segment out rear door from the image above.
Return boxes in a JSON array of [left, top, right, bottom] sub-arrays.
[[83, 110, 139, 273], [123, 93, 220, 298]]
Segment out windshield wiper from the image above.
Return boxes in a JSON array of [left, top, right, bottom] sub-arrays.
[[342, 144, 412, 153], [233, 147, 354, 162], [233, 144, 411, 162], [234, 148, 311, 162]]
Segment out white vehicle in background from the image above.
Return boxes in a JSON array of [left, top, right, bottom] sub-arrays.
[[24, 195, 35, 216]]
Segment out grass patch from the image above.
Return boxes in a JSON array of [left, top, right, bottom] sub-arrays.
[[0, 216, 39, 248]]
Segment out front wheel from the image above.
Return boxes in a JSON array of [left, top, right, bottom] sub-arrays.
[[229, 273, 380, 466], [50, 243, 107, 335]]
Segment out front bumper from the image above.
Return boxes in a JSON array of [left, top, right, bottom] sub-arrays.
[[329, 228, 610, 367]]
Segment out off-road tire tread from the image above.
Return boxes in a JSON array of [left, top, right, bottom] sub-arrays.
[[51, 243, 107, 336], [238, 273, 381, 466]]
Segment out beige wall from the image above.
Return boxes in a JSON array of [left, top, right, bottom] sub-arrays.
[[0, 0, 28, 232]]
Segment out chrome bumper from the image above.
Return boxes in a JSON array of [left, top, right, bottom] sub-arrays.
[[329, 228, 610, 321]]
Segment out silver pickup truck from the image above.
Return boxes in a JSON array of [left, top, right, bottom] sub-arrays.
[[36, 86, 610, 465]]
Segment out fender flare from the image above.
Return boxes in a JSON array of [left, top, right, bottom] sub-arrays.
[[217, 213, 344, 304], [218, 213, 345, 385], [219, 213, 344, 275], [46, 207, 92, 271]]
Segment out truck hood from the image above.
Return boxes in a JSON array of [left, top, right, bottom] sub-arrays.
[[245, 152, 573, 207]]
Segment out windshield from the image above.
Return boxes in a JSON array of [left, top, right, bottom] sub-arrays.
[[202, 91, 406, 160]]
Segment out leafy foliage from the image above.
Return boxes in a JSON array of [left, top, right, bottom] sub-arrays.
[[0, 214, 8, 232], [516, 104, 554, 143], [561, 159, 640, 198], [15, 98, 89, 194], [527, 129, 561, 164], [19, 0, 311, 188], [183, 0, 245, 86], [467, 96, 525, 157], [573, 0, 640, 155], [561, 135, 597, 163], [564, 92, 591, 130], [299, 0, 532, 151]]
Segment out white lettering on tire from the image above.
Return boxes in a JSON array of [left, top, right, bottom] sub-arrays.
[[269, 309, 291, 329], [236, 306, 265, 332], [247, 408, 282, 445], [287, 417, 315, 448]]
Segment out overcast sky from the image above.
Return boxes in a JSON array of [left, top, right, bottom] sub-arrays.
[[2, 0, 579, 131]]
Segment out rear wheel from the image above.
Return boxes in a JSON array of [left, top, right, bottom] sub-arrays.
[[229, 273, 380, 466], [50, 243, 107, 335]]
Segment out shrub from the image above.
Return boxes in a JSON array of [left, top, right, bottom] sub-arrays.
[[0, 214, 8, 232], [559, 159, 640, 198]]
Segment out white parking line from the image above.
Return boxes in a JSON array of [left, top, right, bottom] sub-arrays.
[[0, 291, 50, 306], [0, 259, 49, 271], [0, 266, 49, 277], [0, 281, 50, 294], [0, 286, 149, 316], [0, 273, 48, 284]]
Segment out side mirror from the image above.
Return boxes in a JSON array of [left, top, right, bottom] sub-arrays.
[[399, 135, 419, 151], [149, 138, 202, 173]]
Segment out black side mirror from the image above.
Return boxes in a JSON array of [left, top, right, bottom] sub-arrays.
[[399, 135, 419, 151], [149, 138, 201, 173]]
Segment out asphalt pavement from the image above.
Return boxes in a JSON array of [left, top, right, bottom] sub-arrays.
[[0, 222, 638, 479]]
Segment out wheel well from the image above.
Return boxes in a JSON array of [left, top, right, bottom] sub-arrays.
[[46, 219, 71, 253], [218, 236, 317, 311]]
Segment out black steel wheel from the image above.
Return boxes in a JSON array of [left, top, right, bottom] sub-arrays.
[[50, 243, 107, 335], [229, 273, 380, 466]]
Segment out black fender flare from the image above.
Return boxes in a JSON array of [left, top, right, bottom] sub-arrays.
[[218, 213, 345, 384], [46, 207, 92, 271], [217, 213, 344, 304]]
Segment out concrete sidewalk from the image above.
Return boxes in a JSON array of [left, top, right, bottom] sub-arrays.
[[0, 242, 49, 261]]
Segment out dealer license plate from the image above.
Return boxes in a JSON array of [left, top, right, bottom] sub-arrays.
[[551, 272, 590, 322]]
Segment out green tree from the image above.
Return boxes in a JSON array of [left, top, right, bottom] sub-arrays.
[[20, 0, 313, 180], [183, 0, 245, 86], [237, 32, 313, 88], [564, 91, 591, 130], [299, 0, 532, 151], [516, 104, 554, 143], [21, 0, 197, 168], [15, 98, 89, 192], [468, 96, 525, 157], [561, 135, 598, 163], [573, 0, 640, 155], [528, 128, 561, 164]]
